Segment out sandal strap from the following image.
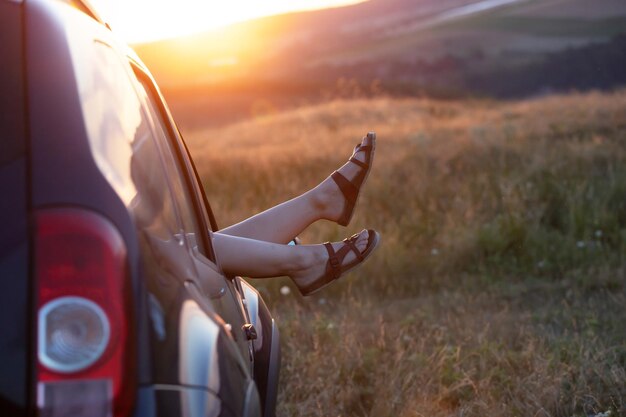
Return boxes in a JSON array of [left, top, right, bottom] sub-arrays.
[[351, 144, 372, 162], [349, 143, 372, 176], [325, 236, 365, 280], [330, 137, 375, 227], [339, 236, 364, 262], [324, 242, 341, 279], [331, 171, 358, 201], [349, 157, 368, 169]]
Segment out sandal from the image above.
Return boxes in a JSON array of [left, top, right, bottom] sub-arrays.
[[296, 229, 381, 296], [331, 132, 376, 226]]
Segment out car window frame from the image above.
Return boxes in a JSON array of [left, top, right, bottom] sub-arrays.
[[128, 63, 217, 264]]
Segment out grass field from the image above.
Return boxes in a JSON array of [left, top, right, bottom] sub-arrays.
[[183, 90, 626, 416]]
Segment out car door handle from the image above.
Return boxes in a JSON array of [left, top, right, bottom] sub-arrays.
[[242, 323, 257, 341]]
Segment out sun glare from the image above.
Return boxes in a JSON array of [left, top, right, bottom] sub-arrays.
[[92, 0, 366, 43]]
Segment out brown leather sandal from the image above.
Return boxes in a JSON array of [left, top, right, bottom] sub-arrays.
[[296, 229, 381, 296], [331, 132, 376, 226]]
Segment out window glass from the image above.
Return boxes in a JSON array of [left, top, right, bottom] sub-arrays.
[[68, 39, 181, 242], [132, 72, 210, 258]]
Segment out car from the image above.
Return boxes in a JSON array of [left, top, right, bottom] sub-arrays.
[[0, 0, 280, 416]]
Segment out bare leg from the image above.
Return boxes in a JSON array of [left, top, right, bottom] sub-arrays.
[[213, 229, 370, 288], [217, 133, 375, 244], [217, 187, 329, 245]]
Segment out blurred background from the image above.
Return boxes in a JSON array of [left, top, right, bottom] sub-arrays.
[[98, 1, 625, 416], [105, 0, 626, 129]]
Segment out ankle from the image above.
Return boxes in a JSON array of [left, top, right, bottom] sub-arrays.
[[289, 245, 324, 280], [289, 246, 316, 275], [309, 183, 334, 218]]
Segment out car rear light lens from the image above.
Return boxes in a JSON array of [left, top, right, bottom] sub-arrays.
[[35, 208, 135, 417], [39, 296, 111, 373]]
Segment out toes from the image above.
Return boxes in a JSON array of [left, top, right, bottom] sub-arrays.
[[353, 132, 375, 162], [363, 132, 375, 147], [356, 230, 369, 251]]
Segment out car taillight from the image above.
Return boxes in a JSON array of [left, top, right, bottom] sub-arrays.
[[35, 208, 135, 417]]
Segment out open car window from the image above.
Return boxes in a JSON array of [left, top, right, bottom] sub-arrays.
[[130, 67, 217, 263]]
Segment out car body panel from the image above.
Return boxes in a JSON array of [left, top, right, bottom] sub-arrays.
[[0, 158, 30, 416], [239, 279, 280, 417], [0, 1, 30, 415]]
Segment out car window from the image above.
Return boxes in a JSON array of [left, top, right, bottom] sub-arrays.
[[130, 69, 214, 261], [67, 38, 184, 243]]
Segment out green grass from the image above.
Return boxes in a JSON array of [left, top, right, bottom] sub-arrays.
[[183, 89, 626, 416]]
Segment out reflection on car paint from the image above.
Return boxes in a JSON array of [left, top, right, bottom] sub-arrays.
[[178, 300, 221, 417], [148, 293, 166, 341]]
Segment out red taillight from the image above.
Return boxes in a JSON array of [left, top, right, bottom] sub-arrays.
[[35, 208, 135, 417]]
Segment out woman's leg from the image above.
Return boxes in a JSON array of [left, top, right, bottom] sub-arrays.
[[217, 187, 329, 245], [217, 133, 375, 244], [213, 229, 371, 288]]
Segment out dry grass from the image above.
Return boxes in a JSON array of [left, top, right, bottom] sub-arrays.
[[183, 89, 626, 416], [274, 284, 625, 417]]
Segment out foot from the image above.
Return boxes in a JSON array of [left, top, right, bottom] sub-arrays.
[[291, 229, 378, 295], [312, 133, 376, 224]]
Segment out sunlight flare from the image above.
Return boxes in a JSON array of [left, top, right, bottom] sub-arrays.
[[91, 0, 366, 43]]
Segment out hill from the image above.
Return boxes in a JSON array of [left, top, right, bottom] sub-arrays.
[[134, 0, 626, 96], [132, 0, 626, 129]]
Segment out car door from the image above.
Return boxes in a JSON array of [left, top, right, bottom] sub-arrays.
[[126, 63, 261, 416]]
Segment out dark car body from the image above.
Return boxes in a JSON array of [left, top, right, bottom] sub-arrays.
[[0, 1, 280, 416]]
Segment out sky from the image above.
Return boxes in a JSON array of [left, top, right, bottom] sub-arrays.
[[90, 0, 366, 44]]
